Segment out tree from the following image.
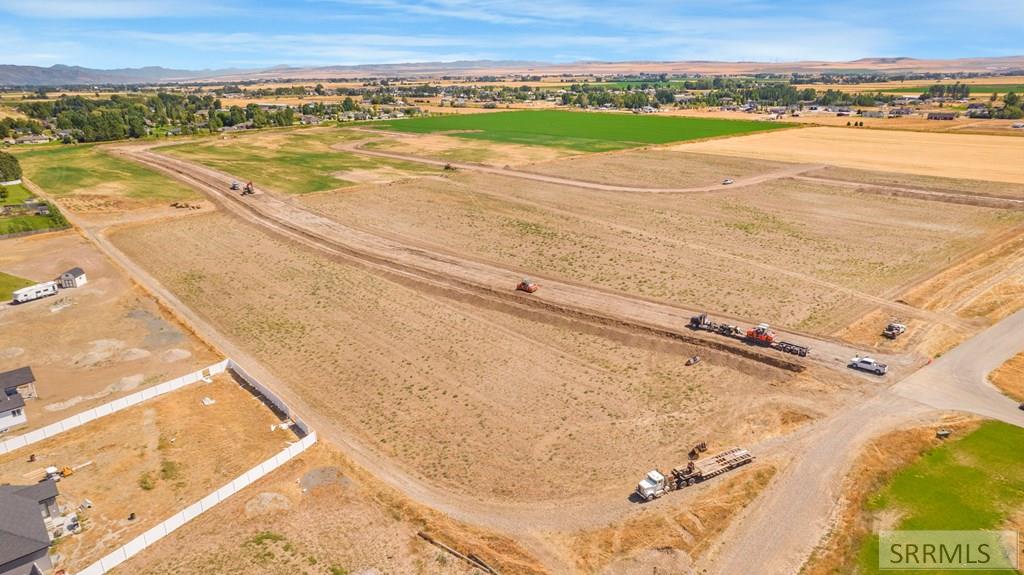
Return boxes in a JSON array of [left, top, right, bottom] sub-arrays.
[[0, 151, 22, 182], [342, 96, 356, 112], [1004, 92, 1021, 107]]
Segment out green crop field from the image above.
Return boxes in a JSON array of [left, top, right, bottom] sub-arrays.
[[0, 271, 35, 300], [161, 127, 435, 194], [884, 84, 1024, 94], [377, 110, 791, 151], [855, 421, 1024, 574], [13, 144, 197, 202]]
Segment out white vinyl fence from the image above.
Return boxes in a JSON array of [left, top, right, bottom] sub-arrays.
[[75, 432, 317, 575], [68, 358, 318, 574], [0, 360, 231, 456]]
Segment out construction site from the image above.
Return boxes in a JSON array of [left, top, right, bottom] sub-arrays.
[[3, 107, 1024, 575]]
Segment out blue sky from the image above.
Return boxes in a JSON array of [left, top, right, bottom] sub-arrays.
[[1, 0, 1022, 69]]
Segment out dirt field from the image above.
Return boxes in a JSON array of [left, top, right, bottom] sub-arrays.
[[115, 443, 549, 575], [299, 171, 1017, 334], [0, 231, 218, 432], [520, 149, 792, 188], [110, 212, 849, 503], [0, 375, 296, 573], [677, 126, 1024, 184], [811, 165, 1024, 199], [366, 131, 577, 165]]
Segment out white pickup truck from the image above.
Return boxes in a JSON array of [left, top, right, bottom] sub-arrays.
[[850, 356, 887, 375]]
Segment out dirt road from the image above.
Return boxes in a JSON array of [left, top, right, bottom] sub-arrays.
[[116, 146, 895, 377], [702, 307, 1024, 575], [335, 136, 827, 193]]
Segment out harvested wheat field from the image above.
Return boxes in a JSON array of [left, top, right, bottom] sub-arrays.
[[0, 231, 218, 431], [810, 165, 1024, 199], [110, 212, 847, 503], [364, 132, 577, 166], [301, 171, 1018, 334], [0, 375, 296, 573], [678, 126, 1024, 184], [520, 149, 793, 188], [115, 443, 548, 575]]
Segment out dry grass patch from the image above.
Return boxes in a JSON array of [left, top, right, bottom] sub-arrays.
[[0, 375, 295, 573], [110, 213, 838, 502], [990, 352, 1024, 402], [120, 444, 548, 575]]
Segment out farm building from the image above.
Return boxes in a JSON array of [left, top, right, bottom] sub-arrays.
[[0, 367, 37, 400], [927, 111, 957, 120], [0, 480, 61, 575], [58, 267, 87, 289]]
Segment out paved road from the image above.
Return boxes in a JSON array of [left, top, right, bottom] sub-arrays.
[[702, 306, 1024, 575]]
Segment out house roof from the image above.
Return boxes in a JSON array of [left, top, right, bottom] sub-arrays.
[[0, 391, 25, 412], [0, 481, 56, 565], [0, 367, 35, 392], [61, 267, 85, 278]]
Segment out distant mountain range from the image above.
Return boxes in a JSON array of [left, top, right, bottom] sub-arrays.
[[2, 56, 1023, 86]]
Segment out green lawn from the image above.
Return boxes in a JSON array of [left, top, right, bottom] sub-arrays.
[[856, 421, 1024, 574], [0, 271, 35, 300], [161, 127, 436, 195], [12, 143, 197, 202], [1, 183, 33, 204], [376, 110, 791, 152], [884, 84, 1024, 94]]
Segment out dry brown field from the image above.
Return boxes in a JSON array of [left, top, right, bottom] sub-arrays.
[[110, 212, 849, 503], [0, 375, 296, 573], [678, 126, 1024, 183], [520, 149, 791, 187], [366, 132, 576, 165], [0, 231, 218, 431], [806, 75, 1024, 93], [112, 443, 548, 575], [298, 169, 1018, 334]]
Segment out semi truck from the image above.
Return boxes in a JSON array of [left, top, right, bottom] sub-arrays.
[[12, 281, 58, 304], [635, 447, 754, 501], [689, 313, 810, 357]]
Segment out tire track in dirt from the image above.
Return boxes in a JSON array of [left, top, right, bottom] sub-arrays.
[[334, 137, 827, 193], [116, 146, 911, 378]]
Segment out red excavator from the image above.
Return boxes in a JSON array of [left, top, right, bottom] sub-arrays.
[[745, 323, 776, 345]]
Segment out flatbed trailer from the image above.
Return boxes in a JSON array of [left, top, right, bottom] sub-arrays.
[[688, 313, 809, 357], [635, 447, 754, 501]]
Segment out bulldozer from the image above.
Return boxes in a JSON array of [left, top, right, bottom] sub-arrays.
[[516, 278, 539, 293]]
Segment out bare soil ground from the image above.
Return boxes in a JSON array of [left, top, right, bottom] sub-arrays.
[[0, 231, 218, 432], [366, 132, 576, 166], [678, 126, 1024, 184], [0, 375, 296, 573], [115, 443, 549, 575], [811, 165, 1024, 200], [990, 353, 1024, 402], [300, 171, 1015, 334], [109, 212, 851, 503], [520, 149, 791, 188]]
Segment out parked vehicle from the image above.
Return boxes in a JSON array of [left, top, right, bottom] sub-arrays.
[[882, 323, 907, 339], [636, 447, 753, 501], [12, 281, 58, 304], [850, 356, 887, 375], [722, 178, 735, 185]]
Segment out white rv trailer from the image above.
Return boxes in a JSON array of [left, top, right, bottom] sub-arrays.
[[11, 281, 58, 304]]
